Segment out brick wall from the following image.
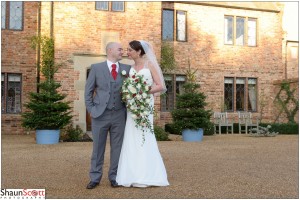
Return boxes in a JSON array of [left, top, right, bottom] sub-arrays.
[[2, 2, 297, 134], [44, 2, 162, 128], [1, 2, 38, 134]]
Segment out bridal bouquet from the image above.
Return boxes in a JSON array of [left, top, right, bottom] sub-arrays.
[[121, 70, 154, 142]]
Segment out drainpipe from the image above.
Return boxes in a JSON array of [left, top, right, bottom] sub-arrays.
[[37, 2, 41, 93]]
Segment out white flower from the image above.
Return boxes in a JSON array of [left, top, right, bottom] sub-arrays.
[[136, 94, 142, 100], [142, 93, 147, 98], [146, 99, 150, 103], [145, 86, 149, 91], [128, 85, 137, 94], [143, 111, 149, 116], [122, 70, 126, 75], [136, 84, 141, 89]]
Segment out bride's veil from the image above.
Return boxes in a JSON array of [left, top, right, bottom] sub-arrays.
[[139, 40, 167, 95]]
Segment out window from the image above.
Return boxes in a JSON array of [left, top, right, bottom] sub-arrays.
[[161, 74, 186, 111], [224, 16, 257, 46], [176, 11, 187, 41], [224, 77, 257, 112], [95, 1, 108, 10], [162, 9, 174, 41], [224, 16, 233, 45], [95, 1, 124, 12], [162, 9, 187, 42], [1, 2, 6, 29], [248, 18, 257, 46], [1, 73, 22, 113], [112, 2, 124, 11], [224, 78, 234, 111], [1, 1, 23, 30], [236, 78, 245, 111], [247, 78, 257, 111], [236, 17, 245, 46]]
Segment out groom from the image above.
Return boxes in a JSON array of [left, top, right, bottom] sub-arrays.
[[85, 42, 131, 189]]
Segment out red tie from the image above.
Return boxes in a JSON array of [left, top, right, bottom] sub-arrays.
[[111, 64, 117, 80]]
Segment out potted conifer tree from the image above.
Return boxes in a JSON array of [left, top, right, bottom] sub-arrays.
[[22, 36, 72, 144], [171, 64, 213, 141]]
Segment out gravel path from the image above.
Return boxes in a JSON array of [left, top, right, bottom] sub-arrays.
[[1, 134, 298, 199]]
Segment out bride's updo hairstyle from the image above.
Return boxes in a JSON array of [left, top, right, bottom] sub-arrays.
[[129, 40, 146, 56]]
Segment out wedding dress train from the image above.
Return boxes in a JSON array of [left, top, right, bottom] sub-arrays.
[[116, 68, 169, 187]]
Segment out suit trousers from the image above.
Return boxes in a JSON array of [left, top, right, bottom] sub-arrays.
[[89, 107, 126, 183]]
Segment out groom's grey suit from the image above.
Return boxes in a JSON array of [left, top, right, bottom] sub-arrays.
[[85, 61, 131, 183]]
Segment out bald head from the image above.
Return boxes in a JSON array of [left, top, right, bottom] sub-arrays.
[[106, 42, 123, 62]]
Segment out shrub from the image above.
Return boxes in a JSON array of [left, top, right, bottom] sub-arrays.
[[171, 82, 214, 133], [165, 123, 180, 135], [154, 125, 169, 141], [260, 123, 298, 134], [61, 125, 84, 142]]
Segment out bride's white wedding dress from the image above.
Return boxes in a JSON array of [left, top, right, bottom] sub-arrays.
[[116, 67, 169, 187]]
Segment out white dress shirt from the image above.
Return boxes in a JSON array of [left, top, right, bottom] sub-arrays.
[[107, 60, 119, 73]]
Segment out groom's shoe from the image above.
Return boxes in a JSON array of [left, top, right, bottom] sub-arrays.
[[110, 180, 119, 187], [86, 181, 99, 189]]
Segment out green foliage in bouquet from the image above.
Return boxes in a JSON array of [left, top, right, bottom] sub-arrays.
[[171, 65, 213, 133], [22, 36, 72, 130]]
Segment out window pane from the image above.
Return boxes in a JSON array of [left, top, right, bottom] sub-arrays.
[[112, 2, 124, 11], [248, 78, 257, 111], [1, 2, 6, 29], [176, 75, 186, 94], [236, 78, 245, 111], [236, 17, 245, 46], [162, 10, 174, 41], [177, 11, 186, 41], [224, 16, 233, 44], [1, 74, 5, 112], [161, 75, 174, 111], [9, 1, 23, 30], [95, 1, 108, 10], [224, 78, 233, 111], [248, 18, 257, 46], [6, 74, 21, 113]]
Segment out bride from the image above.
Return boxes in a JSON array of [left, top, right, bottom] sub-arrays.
[[116, 40, 169, 187]]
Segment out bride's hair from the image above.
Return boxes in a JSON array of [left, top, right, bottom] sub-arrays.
[[129, 40, 145, 56]]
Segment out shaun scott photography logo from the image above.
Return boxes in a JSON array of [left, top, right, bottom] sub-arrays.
[[0, 189, 45, 199]]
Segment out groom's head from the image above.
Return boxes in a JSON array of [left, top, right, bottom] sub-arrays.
[[106, 42, 123, 62]]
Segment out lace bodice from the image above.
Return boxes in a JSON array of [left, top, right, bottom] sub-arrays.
[[130, 67, 153, 86]]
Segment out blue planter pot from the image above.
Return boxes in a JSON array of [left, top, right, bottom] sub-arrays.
[[36, 130, 60, 144], [182, 128, 203, 142]]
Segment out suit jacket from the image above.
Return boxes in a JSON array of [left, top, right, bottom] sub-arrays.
[[85, 61, 131, 118]]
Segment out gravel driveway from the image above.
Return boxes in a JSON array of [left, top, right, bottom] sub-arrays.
[[1, 134, 298, 199]]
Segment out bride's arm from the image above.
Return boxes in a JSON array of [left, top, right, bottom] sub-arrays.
[[148, 63, 164, 94]]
